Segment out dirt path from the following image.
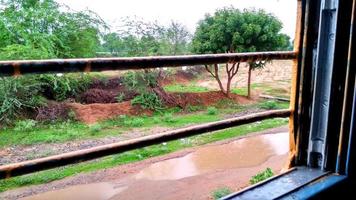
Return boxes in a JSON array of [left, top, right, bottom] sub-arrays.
[[1, 126, 289, 200]]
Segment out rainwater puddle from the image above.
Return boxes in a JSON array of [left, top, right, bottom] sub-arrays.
[[135, 132, 289, 180], [22, 183, 126, 200]]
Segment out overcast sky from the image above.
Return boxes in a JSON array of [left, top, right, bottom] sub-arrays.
[[56, 0, 297, 38]]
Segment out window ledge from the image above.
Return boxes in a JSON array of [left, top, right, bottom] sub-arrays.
[[222, 167, 347, 200]]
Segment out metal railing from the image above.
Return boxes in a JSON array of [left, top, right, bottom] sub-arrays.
[[0, 51, 297, 179]]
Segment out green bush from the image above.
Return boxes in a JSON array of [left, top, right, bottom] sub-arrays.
[[14, 120, 37, 131], [212, 187, 232, 200], [250, 168, 274, 184], [259, 101, 278, 110], [0, 76, 46, 124], [38, 74, 92, 101], [132, 92, 163, 111], [123, 70, 159, 92], [207, 107, 218, 115]]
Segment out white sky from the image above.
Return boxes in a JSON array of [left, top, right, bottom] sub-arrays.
[[56, 0, 297, 38]]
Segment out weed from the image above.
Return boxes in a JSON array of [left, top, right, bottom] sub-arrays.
[[89, 124, 102, 134], [162, 113, 177, 123], [207, 107, 218, 115], [212, 187, 232, 199], [259, 101, 278, 110], [124, 118, 145, 127], [115, 93, 125, 103], [14, 120, 37, 131], [250, 168, 274, 184], [132, 92, 163, 111]]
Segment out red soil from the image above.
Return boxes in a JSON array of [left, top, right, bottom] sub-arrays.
[[68, 92, 253, 124], [67, 102, 152, 124]]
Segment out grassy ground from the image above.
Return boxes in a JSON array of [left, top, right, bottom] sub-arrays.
[[0, 118, 289, 193]]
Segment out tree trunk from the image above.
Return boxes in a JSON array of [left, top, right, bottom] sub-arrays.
[[226, 77, 232, 98], [247, 65, 252, 98]]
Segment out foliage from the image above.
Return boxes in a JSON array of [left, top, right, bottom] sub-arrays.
[[192, 7, 290, 54], [0, 0, 106, 60], [14, 119, 37, 131], [207, 107, 218, 115], [250, 168, 274, 184], [123, 70, 160, 92], [38, 74, 92, 101], [123, 117, 144, 127], [162, 113, 177, 123], [192, 7, 290, 96], [131, 92, 163, 111], [101, 19, 191, 57], [0, 76, 45, 124], [89, 124, 103, 134], [212, 187, 232, 199], [115, 93, 125, 103]]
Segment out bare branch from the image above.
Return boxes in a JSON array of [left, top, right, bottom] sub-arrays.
[[204, 64, 216, 78]]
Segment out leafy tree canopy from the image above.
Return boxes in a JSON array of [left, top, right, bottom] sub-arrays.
[[101, 19, 191, 57], [192, 7, 291, 54], [0, 0, 107, 60]]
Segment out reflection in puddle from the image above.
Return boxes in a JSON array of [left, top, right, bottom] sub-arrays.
[[22, 183, 127, 200], [21, 132, 289, 200], [135, 133, 289, 180]]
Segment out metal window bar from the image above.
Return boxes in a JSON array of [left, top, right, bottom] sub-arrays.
[[0, 51, 296, 179]]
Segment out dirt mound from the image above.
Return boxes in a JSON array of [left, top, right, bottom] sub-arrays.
[[174, 91, 253, 107], [69, 91, 251, 124], [80, 78, 137, 104], [67, 102, 152, 124], [80, 89, 117, 104]]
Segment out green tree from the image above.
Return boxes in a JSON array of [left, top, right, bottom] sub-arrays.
[[192, 7, 290, 97], [0, 0, 106, 60], [101, 19, 191, 57]]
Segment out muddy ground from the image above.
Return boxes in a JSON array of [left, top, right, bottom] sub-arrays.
[[1, 126, 289, 200]]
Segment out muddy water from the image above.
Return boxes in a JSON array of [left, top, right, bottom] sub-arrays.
[[22, 183, 127, 200], [22, 132, 289, 200], [135, 132, 289, 180]]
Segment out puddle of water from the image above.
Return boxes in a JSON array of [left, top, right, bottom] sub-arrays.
[[135, 133, 289, 180], [21, 183, 126, 200]]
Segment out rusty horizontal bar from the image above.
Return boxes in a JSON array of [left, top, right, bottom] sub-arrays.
[[0, 51, 297, 76], [0, 109, 290, 179]]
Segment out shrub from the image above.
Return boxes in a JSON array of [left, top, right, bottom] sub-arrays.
[[89, 124, 103, 134], [80, 89, 116, 104], [123, 70, 161, 92], [212, 187, 232, 200], [162, 113, 177, 123], [259, 101, 278, 110], [207, 107, 218, 115], [115, 93, 125, 103], [132, 92, 163, 111], [0, 76, 45, 124], [14, 120, 37, 131], [124, 118, 144, 127], [250, 168, 274, 184], [36, 102, 71, 122], [38, 74, 92, 101]]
